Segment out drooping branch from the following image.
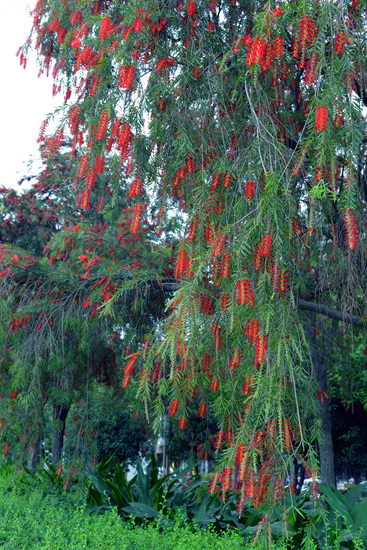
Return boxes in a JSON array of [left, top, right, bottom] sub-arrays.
[[297, 299, 366, 328]]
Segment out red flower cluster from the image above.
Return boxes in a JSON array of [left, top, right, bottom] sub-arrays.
[[174, 248, 188, 279], [255, 334, 268, 364], [119, 65, 136, 90], [128, 174, 142, 197], [237, 279, 255, 306], [229, 348, 241, 370], [245, 180, 255, 199], [260, 234, 272, 257], [335, 32, 349, 55], [179, 416, 187, 429], [192, 67, 200, 80], [316, 106, 328, 131], [223, 172, 232, 188], [131, 203, 143, 235], [99, 16, 112, 40], [188, 1, 196, 16], [199, 402, 207, 417], [96, 110, 109, 140], [211, 378, 219, 392], [292, 14, 317, 68], [245, 319, 259, 344], [169, 398, 179, 417], [344, 208, 358, 250], [155, 57, 175, 73]]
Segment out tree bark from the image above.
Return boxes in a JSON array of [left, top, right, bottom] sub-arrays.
[[27, 433, 41, 472], [303, 312, 338, 486], [51, 405, 69, 466]]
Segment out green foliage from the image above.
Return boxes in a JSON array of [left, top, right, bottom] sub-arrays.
[[86, 453, 261, 534]]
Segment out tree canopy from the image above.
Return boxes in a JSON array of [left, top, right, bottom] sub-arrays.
[[2, 0, 367, 508]]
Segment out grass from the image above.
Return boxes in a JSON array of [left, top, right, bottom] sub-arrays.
[[0, 469, 271, 550]]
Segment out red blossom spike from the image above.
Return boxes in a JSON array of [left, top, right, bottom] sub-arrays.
[[344, 208, 358, 250], [316, 106, 328, 131], [199, 402, 207, 417], [96, 109, 109, 140], [254, 244, 262, 270], [255, 334, 268, 364], [131, 203, 143, 235], [179, 416, 187, 429], [222, 172, 232, 188], [260, 234, 272, 257], [187, 214, 199, 243], [229, 348, 241, 370], [211, 378, 219, 392], [169, 398, 180, 417], [174, 248, 188, 279], [212, 232, 226, 257], [221, 293, 230, 311], [245, 180, 255, 199], [100, 16, 112, 40], [188, 1, 196, 16], [128, 174, 143, 197]]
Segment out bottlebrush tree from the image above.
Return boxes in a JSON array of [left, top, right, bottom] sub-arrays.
[[13, 0, 367, 507]]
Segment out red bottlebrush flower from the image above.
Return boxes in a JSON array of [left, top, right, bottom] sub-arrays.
[[100, 16, 112, 40], [254, 245, 262, 270], [246, 37, 266, 67], [245, 180, 255, 199], [214, 328, 223, 350], [212, 232, 226, 258], [255, 334, 268, 364], [199, 402, 207, 417], [214, 430, 224, 450], [335, 32, 349, 55], [119, 65, 136, 90], [134, 18, 142, 32], [128, 174, 143, 197], [211, 172, 222, 190], [56, 464, 63, 477], [208, 20, 215, 32], [185, 155, 194, 173], [344, 208, 358, 250], [316, 107, 328, 131], [333, 112, 343, 128], [169, 398, 180, 417], [174, 248, 188, 279], [95, 155, 104, 174], [155, 57, 175, 73], [243, 375, 253, 395], [229, 348, 241, 370], [222, 172, 232, 188], [187, 214, 199, 243], [204, 222, 215, 245], [86, 167, 96, 190], [192, 67, 201, 80], [267, 419, 276, 439], [211, 378, 219, 392], [221, 293, 230, 311], [246, 319, 259, 344], [96, 110, 109, 140], [179, 416, 187, 429], [260, 234, 272, 257], [3, 442, 9, 456], [124, 352, 138, 377], [131, 203, 143, 235], [202, 352, 212, 372], [316, 389, 330, 404], [282, 418, 292, 451], [118, 122, 131, 145], [273, 36, 284, 59], [188, 1, 196, 16], [186, 255, 195, 278], [11, 390, 18, 399], [279, 270, 289, 296], [210, 319, 219, 335], [237, 279, 255, 306], [222, 467, 232, 493]]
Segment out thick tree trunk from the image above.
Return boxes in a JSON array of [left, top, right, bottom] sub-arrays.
[[51, 405, 69, 466], [303, 312, 338, 486], [27, 433, 41, 472]]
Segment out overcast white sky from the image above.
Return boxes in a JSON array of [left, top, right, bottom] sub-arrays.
[[0, 0, 61, 189]]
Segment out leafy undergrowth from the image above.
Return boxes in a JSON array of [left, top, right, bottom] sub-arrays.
[[0, 464, 265, 550]]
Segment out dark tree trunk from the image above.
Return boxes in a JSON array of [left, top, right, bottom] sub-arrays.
[[27, 433, 41, 472], [303, 312, 338, 486], [51, 405, 69, 466]]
